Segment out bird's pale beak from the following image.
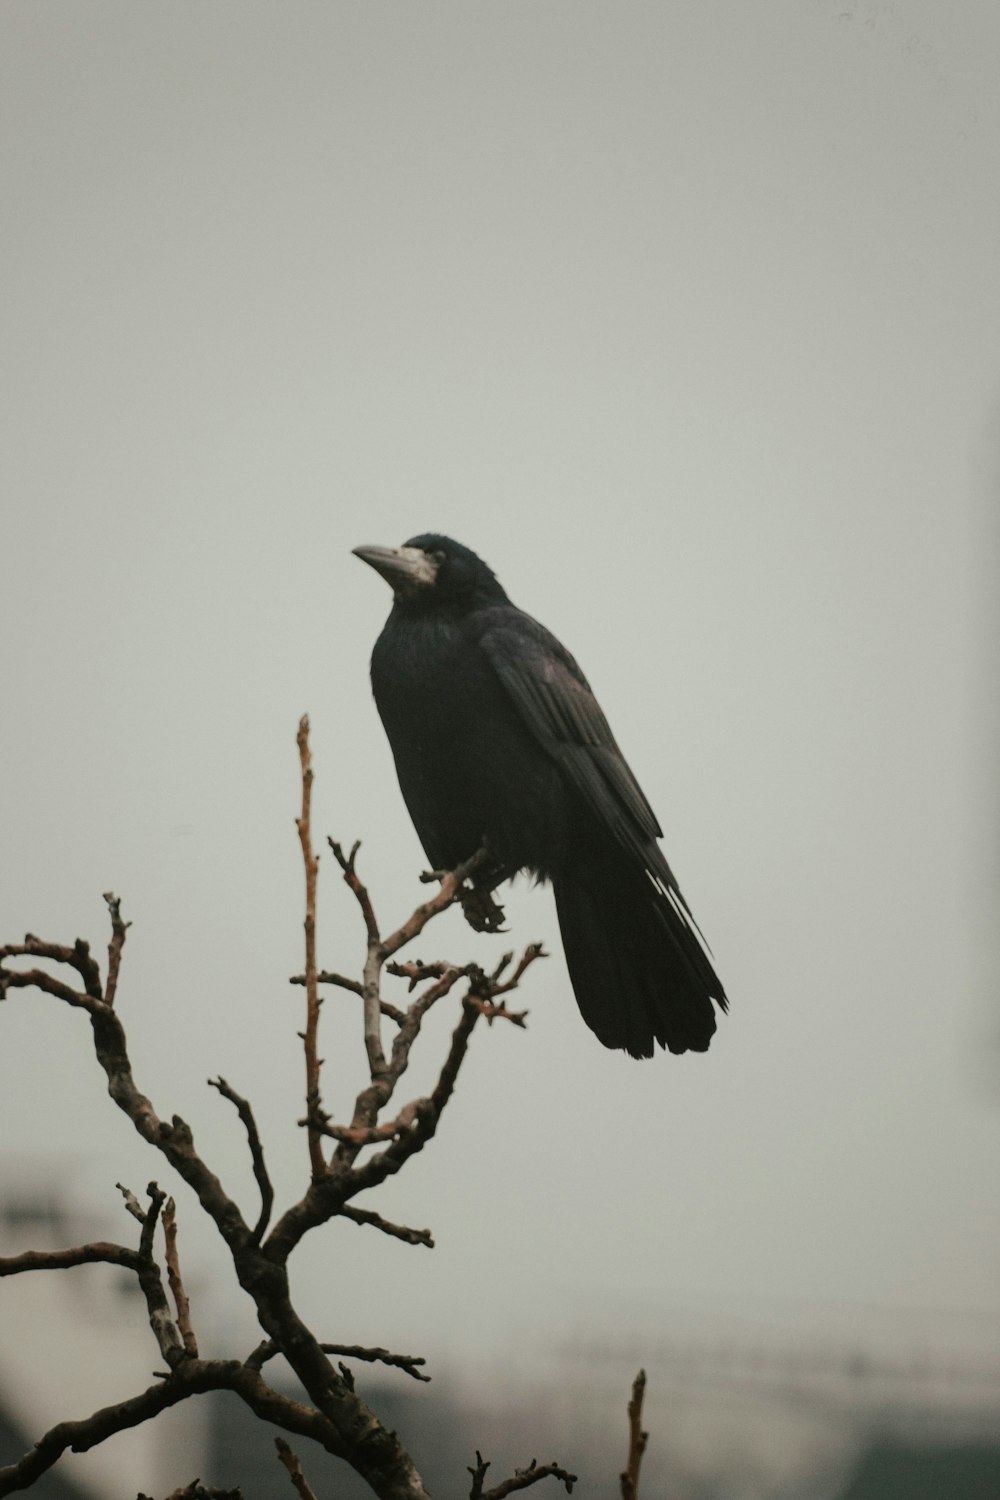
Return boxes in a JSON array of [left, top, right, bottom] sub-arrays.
[[352, 545, 438, 593]]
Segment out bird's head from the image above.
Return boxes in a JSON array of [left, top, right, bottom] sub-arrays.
[[352, 534, 508, 610]]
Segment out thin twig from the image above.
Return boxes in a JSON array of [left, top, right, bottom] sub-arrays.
[[0, 1360, 349, 1495], [467, 998, 528, 1028], [133, 1184, 186, 1370], [619, 1369, 648, 1500], [0, 965, 92, 1008], [209, 1077, 274, 1243], [469, 1453, 576, 1500], [326, 1342, 431, 1383], [290, 969, 407, 1024], [296, 716, 326, 1182], [163, 1198, 198, 1358], [319, 1097, 430, 1147], [485, 1464, 577, 1500], [340, 1204, 434, 1248], [484, 942, 547, 998], [0, 934, 102, 999], [103, 891, 130, 1006], [139, 1183, 166, 1262], [117, 1182, 147, 1224], [329, 839, 380, 947], [275, 1437, 320, 1500], [385, 958, 451, 989], [380, 846, 489, 961], [0, 1243, 139, 1276], [247, 1338, 429, 1383]]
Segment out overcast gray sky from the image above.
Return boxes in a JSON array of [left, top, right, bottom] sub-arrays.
[[2, 0, 998, 1428]]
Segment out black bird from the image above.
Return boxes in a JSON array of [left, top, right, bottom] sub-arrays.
[[353, 534, 727, 1059]]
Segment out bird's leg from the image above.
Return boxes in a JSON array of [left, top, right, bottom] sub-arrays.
[[459, 845, 509, 934], [459, 881, 507, 934], [419, 846, 509, 932]]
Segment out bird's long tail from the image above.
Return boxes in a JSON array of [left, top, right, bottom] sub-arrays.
[[552, 832, 726, 1059]]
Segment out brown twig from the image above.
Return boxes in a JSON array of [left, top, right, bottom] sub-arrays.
[[330, 840, 489, 1091], [138, 1182, 166, 1260], [312, 967, 364, 995], [163, 1197, 198, 1359], [275, 1438, 320, 1500], [484, 943, 547, 998], [318, 845, 494, 1180], [133, 1183, 186, 1370], [117, 1182, 147, 1224], [0, 1360, 346, 1496], [341, 948, 541, 1201], [296, 716, 326, 1183], [291, 969, 408, 1025], [209, 1077, 274, 1243], [319, 1097, 430, 1147], [323, 1343, 430, 1384], [385, 958, 451, 989], [329, 838, 380, 946], [619, 1369, 648, 1500], [468, 1453, 576, 1500], [0, 964, 92, 1008], [339, 1204, 434, 1248], [0, 1243, 139, 1276], [386, 964, 475, 1061], [330, 837, 389, 1077], [467, 998, 529, 1028], [103, 891, 130, 1006], [0, 934, 102, 1000], [248, 1339, 429, 1383], [381, 847, 489, 960]]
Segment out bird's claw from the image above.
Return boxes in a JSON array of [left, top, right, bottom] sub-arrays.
[[458, 884, 507, 934]]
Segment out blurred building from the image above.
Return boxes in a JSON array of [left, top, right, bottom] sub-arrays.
[[835, 1438, 1000, 1499]]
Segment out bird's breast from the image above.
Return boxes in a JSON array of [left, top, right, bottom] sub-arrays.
[[369, 613, 567, 876]]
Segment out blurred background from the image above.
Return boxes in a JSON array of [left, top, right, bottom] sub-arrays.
[[2, 2, 998, 1496]]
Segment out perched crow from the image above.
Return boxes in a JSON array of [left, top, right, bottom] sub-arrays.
[[353, 534, 727, 1059]]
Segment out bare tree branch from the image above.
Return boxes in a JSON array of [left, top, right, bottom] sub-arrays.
[[329, 838, 380, 949], [0, 1243, 139, 1276], [209, 1076, 273, 1244], [130, 1183, 187, 1371], [0, 964, 92, 1008], [247, 1338, 429, 1383], [0, 935, 102, 1000], [103, 891, 130, 1006], [0, 1360, 344, 1497], [468, 1454, 577, 1500], [296, 715, 326, 1182], [291, 969, 407, 1026], [2, 909, 434, 1498], [275, 1437, 320, 1500], [163, 1197, 198, 1359], [340, 1204, 434, 1249], [0, 721, 562, 1500]]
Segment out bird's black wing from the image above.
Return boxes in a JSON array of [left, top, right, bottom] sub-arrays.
[[477, 608, 672, 873], [479, 606, 725, 1053]]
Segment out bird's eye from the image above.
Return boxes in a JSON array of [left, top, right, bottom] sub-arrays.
[[431, 550, 446, 567]]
